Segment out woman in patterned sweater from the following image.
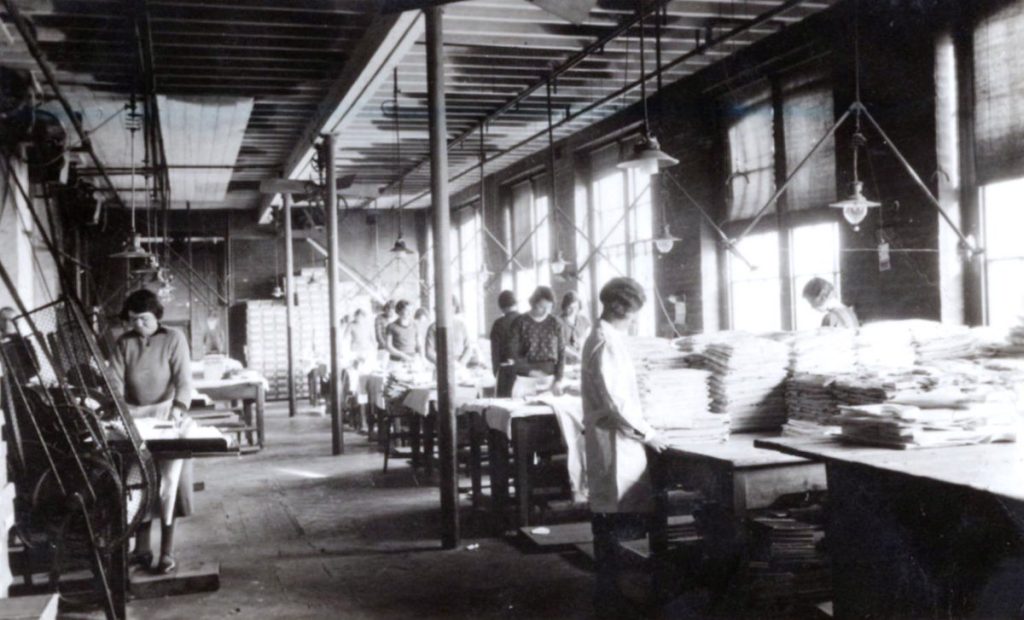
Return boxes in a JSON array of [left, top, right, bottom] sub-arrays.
[[507, 286, 566, 397]]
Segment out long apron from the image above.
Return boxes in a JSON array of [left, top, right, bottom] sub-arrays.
[[129, 401, 194, 525]]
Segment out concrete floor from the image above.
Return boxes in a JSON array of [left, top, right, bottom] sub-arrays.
[[116, 403, 595, 619]]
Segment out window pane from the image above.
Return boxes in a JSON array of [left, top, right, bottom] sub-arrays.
[[729, 231, 782, 331], [726, 86, 776, 221], [782, 72, 837, 210], [987, 259, 1024, 329], [791, 222, 841, 331], [983, 177, 1024, 259], [511, 181, 535, 267]]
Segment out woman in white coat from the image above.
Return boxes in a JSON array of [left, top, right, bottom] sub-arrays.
[[582, 277, 667, 618]]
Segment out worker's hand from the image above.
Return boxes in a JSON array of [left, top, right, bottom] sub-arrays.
[[643, 434, 669, 453], [171, 406, 185, 424], [551, 380, 564, 396]]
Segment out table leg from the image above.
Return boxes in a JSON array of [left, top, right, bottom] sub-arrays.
[[410, 413, 422, 469], [423, 410, 435, 477], [469, 412, 483, 510], [255, 387, 266, 448], [487, 429, 510, 534], [646, 447, 670, 603], [513, 419, 532, 528], [242, 401, 254, 446]]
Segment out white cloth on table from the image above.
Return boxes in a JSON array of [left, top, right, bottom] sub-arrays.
[[130, 400, 185, 526], [531, 395, 587, 503], [511, 375, 554, 400]]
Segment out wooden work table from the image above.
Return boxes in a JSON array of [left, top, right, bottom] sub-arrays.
[[756, 436, 1024, 619], [646, 432, 827, 600]]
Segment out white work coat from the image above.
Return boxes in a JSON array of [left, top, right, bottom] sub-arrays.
[[581, 320, 658, 514]]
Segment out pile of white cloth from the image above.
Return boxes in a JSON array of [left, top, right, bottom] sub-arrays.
[[855, 321, 917, 371], [787, 329, 857, 375], [905, 320, 978, 363], [629, 337, 728, 442], [704, 336, 789, 432]]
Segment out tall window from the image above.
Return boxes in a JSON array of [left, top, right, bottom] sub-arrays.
[[981, 177, 1024, 329], [585, 141, 656, 336], [451, 208, 486, 337], [723, 68, 839, 331], [791, 222, 842, 330], [505, 177, 550, 307], [728, 231, 782, 332]]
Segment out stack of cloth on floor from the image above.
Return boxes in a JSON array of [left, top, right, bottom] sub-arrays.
[[905, 320, 978, 363], [704, 335, 789, 432], [855, 321, 917, 371], [787, 329, 857, 375], [782, 373, 841, 437], [837, 386, 1020, 449], [743, 503, 831, 613], [629, 337, 729, 443]]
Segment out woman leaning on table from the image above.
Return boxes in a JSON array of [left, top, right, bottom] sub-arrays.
[[108, 288, 194, 575], [582, 277, 667, 618], [507, 286, 566, 397]]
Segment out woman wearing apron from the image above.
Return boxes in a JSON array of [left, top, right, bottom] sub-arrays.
[[109, 289, 194, 574], [582, 277, 667, 618]]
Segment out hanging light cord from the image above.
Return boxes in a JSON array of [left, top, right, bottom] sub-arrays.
[[394, 67, 405, 238], [637, 0, 650, 135]]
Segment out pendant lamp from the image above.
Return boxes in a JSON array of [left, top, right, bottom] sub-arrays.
[[389, 68, 416, 256], [618, 0, 678, 174]]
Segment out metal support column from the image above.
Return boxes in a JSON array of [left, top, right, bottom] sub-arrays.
[[325, 135, 345, 454], [426, 6, 459, 549], [283, 193, 298, 418]]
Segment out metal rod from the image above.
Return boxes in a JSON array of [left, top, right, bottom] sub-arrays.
[[283, 193, 298, 419], [576, 183, 650, 276], [737, 107, 853, 241], [858, 104, 978, 252], [483, 212, 551, 290], [377, 1, 667, 202], [0, 0, 124, 208], [325, 136, 344, 455], [426, 6, 459, 550], [396, 0, 810, 211]]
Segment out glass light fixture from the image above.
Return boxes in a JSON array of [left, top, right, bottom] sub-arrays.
[[551, 251, 569, 275], [653, 224, 680, 254], [111, 232, 153, 259], [271, 283, 284, 299], [830, 180, 879, 231]]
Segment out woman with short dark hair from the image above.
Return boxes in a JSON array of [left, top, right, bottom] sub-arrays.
[[802, 277, 858, 328], [560, 291, 590, 364], [109, 288, 194, 575], [507, 286, 566, 396], [582, 277, 666, 618], [385, 299, 420, 363]]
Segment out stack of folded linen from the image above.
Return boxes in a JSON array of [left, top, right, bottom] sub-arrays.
[[788, 329, 857, 375], [830, 371, 935, 407], [906, 320, 978, 363], [704, 336, 790, 432], [837, 395, 1019, 449], [855, 321, 917, 371], [782, 373, 842, 437], [630, 337, 729, 443]]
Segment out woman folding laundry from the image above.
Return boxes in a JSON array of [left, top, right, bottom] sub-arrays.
[[507, 286, 566, 397], [109, 288, 193, 575], [582, 277, 667, 618]]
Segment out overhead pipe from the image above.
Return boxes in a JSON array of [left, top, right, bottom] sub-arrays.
[[396, 0, 811, 211], [0, 0, 125, 208]]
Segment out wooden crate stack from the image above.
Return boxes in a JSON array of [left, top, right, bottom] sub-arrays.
[[235, 300, 293, 401]]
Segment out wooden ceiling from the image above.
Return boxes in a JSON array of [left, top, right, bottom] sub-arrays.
[[0, 0, 836, 213]]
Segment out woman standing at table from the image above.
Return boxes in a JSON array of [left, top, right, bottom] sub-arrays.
[[802, 277, 859, 328], [385, 299, 420, 363], [507, 286, 565, 397], [582, 277, 667, 618], [560, 291, 590, 365], [108, 288, 194, 575]]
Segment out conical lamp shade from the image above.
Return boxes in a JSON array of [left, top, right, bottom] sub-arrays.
[[110, 233, 153, 259], [618, 134, 678, 175], [391, 235, 415, 255], [830, 181, 880, 228]]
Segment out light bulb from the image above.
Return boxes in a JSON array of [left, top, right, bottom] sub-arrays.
[[843, 203, 868, 227], [639, 157, 660, 177], [654, 238, 674, 254]]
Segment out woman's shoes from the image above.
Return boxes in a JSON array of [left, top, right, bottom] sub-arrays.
[[154, 554, 176, 575], [129, 551, 153, 570]]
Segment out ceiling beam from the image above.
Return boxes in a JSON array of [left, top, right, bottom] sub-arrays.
[[256, 9, 423, 223]]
